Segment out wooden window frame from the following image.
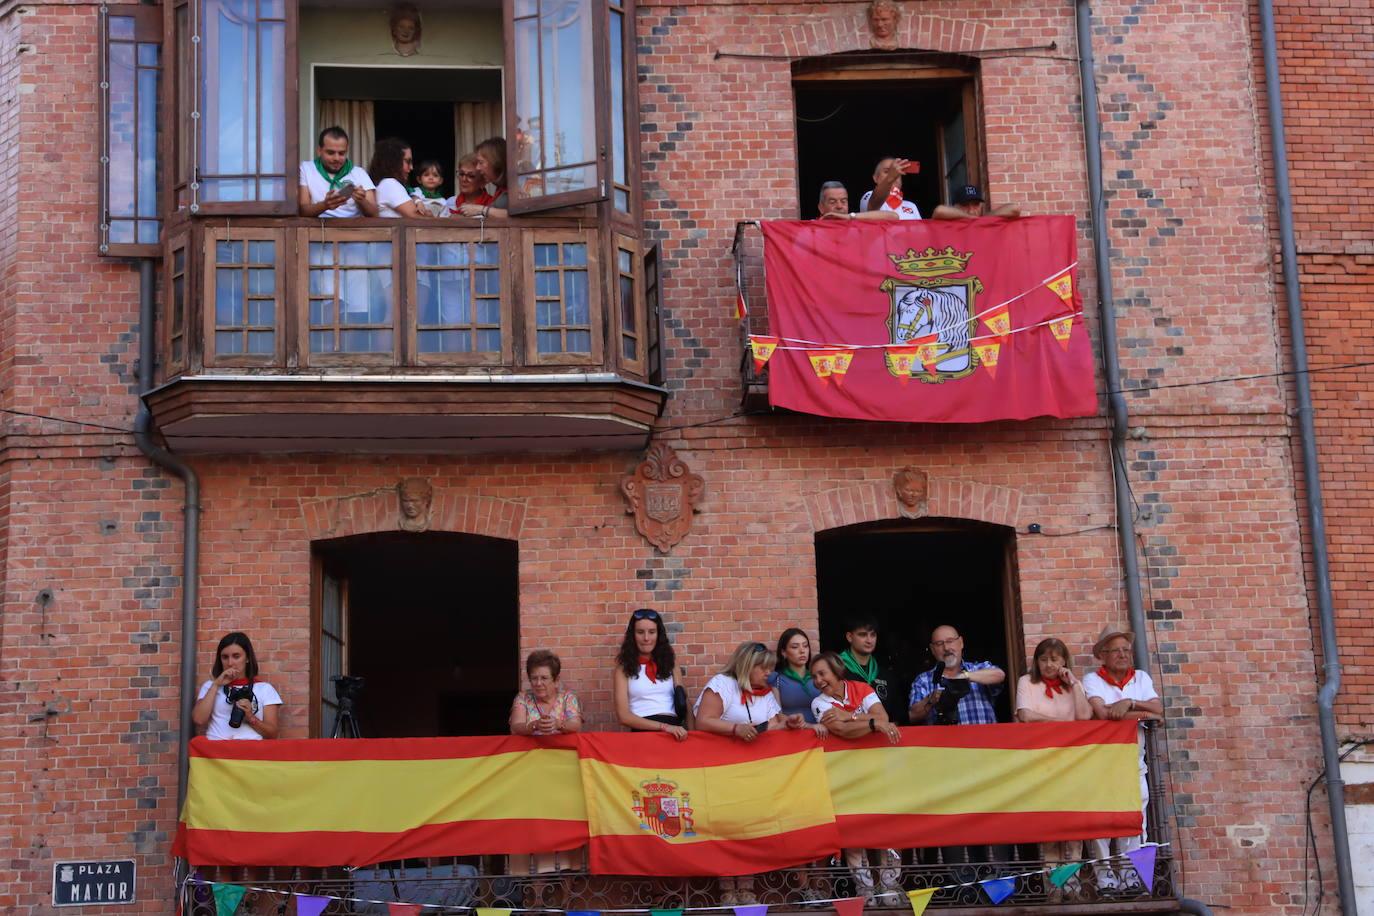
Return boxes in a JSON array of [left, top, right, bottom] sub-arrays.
[[297, 227, 401, 368], [643, 242, 663, 387], [522, 229, 603, 366], [164, 232, 191, 378], [406, 228, 514, 368], [311, 556, 349, 739], [612, 233, 646, 377], [100, 5, 162, 258], [202, 226, 287, 368]]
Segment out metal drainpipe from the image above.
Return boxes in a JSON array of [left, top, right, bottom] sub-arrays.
[[1177, 898, 1215, 916], [1255, 0, 1356, 908], [133, 258, 202, 811], [1074, 0, 1149, 667]]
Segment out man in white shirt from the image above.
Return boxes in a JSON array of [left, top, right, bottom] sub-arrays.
[[859, 157, 923, 220], [1082, 626, 1164, 895], [298, 126, 378, 218], [817, 181, 898, 221]]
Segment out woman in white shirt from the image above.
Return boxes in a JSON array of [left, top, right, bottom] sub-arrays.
[[367, 137, 432, 219], [613, 608, 690, 739], [191, 632, 282, 740]]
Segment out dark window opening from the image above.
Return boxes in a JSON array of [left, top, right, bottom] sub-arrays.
[[816, 520, 1019, 726], [314, 531, 518, 739], [375, 100, 460, 197], [793, 75, 979, 222]]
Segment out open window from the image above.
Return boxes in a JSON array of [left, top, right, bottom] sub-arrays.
[[793, 61, 982, 220], [100, 5, 161, 256]]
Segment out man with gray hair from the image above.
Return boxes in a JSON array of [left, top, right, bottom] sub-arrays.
[[817, 181, 897, 220]]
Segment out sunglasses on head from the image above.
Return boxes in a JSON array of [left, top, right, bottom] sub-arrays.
[[751, 642, 767, 652], [631, 609, 660, 621]]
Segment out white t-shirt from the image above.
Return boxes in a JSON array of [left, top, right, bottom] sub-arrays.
[[1082, 668, 1158, 772], [375, 178, 413, 218], [627, 665, 676, 718], [811, 680, 883, 722], [859, 190, 922, 220], [298, 160, 376, 218], [694, 672, 782, 725], [197, 679, 282, 740]]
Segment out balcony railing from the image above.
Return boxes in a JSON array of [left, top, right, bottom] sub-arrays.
[[148, 217, 666, 452]]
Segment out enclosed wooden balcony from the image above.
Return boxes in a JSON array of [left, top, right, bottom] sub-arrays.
[[147, 217, 665, 453]]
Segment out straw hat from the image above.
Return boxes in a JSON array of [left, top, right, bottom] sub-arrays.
[[1092, 625, 1135, 659]]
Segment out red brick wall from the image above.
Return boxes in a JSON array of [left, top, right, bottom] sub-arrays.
[[0, 0, 1340, 913]]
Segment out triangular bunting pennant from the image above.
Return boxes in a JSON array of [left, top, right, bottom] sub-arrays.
[[1049, 315, 1074, 350], [834, 897, 866, 916], [973, 341, 1001, 379], [1046, 272, 1074, 304], [295, 895, 330, 916], [906, 887, 936, 916], [748, 336, 779, 373], [807, 350, 836, 384], [568, 910, 601, 916], [884, 345, 920, 385], [387, 905, 421, 916], [734, 906, 769, 916], [477, 909, 512, 916], [1048, 862, 1083, 888], [830, 349, 856, 387], [733, 290, 748, 320], [983, 307, 1011, 339], [1126, 845, 1158, 893], [650, 909, 684, 916], [980, 877, 1016, 905], [912, 334, 942, 369], [212, 884, 248, 916]]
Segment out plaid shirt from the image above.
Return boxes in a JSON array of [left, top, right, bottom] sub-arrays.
[[908, 660, 1003, 725]]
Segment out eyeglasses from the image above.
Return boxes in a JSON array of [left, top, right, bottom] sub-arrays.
[[631, 609, 660, 621], [459, 170, 481, 180], [931, 636, 962, 649]]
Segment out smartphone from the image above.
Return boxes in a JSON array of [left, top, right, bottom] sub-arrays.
[[754, 721, 770, 733], [336, 180, 355, 195], [901, 161, 921, 175]]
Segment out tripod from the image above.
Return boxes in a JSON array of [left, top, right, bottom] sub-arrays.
[[330, 692, 362, 738]]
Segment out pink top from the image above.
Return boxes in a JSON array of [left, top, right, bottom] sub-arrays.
[[1015, 673, 1085, 721]]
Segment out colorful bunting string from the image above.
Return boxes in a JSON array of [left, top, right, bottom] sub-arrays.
[[184, 843, 1168, 913]]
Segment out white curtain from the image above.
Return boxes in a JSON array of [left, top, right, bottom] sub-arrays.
[[453, 101, 503, 162], [318, 98, 376, 173]]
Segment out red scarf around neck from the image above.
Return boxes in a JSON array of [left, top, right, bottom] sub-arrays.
[[1096, 666, 1135, 690], [1042, 677, 1067, 699], [742, 684, 773, 702], [638, 655, 658, 683]]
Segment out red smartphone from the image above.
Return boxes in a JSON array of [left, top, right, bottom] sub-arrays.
[[901, 161, 921, 174]]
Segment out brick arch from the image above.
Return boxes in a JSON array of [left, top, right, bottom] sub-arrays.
[[802, 475, 1022, 533], [725, 12, 990, 59], [300, 487, 526, 542]]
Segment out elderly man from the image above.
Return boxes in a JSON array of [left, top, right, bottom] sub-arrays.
[[817, 181, 897, 220], [860, 158, 923, 219], [1082, 626, 1163, 895], [932, 184, 1020, 220], [298, 126, 378, 218]]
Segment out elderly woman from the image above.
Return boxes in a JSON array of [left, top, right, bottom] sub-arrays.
[[1015, 638, 1091, 900], [457, 137, 509, 219], [810, 650, 901, 902], [510, 649, 582, 736]]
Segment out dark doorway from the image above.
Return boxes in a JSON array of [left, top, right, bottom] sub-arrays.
[[815, 521, 1018, 724], [313, 531, 518, 738], [375, 100, 458, 197], [793, 75, 978, 221]]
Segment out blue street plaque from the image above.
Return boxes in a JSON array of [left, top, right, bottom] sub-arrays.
[[52, 860, 136, 907]]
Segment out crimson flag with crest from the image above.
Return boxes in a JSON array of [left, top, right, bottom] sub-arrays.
[[758, 216, 1095, 422]]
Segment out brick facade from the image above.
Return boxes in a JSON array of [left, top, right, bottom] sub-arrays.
[[0, 0, 1348, 913]]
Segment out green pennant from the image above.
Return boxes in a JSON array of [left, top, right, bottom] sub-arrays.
[[651, 909, 684, 916], [211, 883, 248, 916], [1048, 862, 1083, 888]]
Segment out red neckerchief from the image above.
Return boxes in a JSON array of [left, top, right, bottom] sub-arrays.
[[638, 655, 658, 683], [832, 680, 874, 713], [1042, 677, 1067, 699], [228, 678, 253, 687], [1097, 666, 1135, 690], [453, 191, 495, 208], [742, 684, 773, 702], [885, 185, 903, 209]]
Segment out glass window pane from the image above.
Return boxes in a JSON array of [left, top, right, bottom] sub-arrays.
[[136, 65, 158, 219], [566, 330, 591, 352], [536, 299, 559, 328], [340, 242, 371, 266], [138, 42, 159, 66], [476, 298, 501, 325], [415, 243, 439, 267], [620, 275, 635, 329], [309, 329, 333, 353], [309, 269, 333, 296], [249, 240, 275, 264], [610, 9, 627, 193], [618, 249, 632, 273], [535, 271, 560, 298], [309, 300, 330, 326], [109, 220, 135, 244], [247, 299, 275, 326], [563, 243, 587, 266], [248, 268, 274, 295], [216, 240, 242, 263], [537, 329, 562, 354], [110, 15, 135, 39], [107, 42, 136, 219], [216, 331, 243, 354], [438, 243, 468, 267], [623, 335, 638, 360], [534, 243, 558, 267], [476, 269, 501, 297], [137, 221, 160, 245], [477, 329, 502, 352], [475, 243, 499, 266], [565, 271, 589, 324], [309, 242, 331, 266], [215, 268, 244, 326], [200, 0, 286, 202], [247, 330, 274, 354], [614, 187, 629, 212]]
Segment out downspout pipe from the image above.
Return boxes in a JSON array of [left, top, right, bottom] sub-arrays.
[[1073, 0, 1149, 669], [1255, 0, 1356, 909], [1177, 898, 1215, 916], [133, 258, 202, 811]]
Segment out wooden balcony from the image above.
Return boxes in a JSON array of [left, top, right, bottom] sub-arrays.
[[147, 217, 665, 453]]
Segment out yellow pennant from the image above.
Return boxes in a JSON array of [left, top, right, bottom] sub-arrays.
[[913, 334, 943, 368], [907, 888, 936, 916], [984, 308, 1011, 339], [807, 350, 836, 383], [973, 341, 1001, 379], [749, 336, 779, 373], [884, 346, 920, 385], [1046, 272, 1074, 305], [1050, 315, 1074, 350], [830, 349, 856, 387]]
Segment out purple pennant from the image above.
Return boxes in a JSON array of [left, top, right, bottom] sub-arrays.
[[1126, 845, 1157, 893], [734, 906, 768, 916], [980, 877, 1016, 905], [295, 895, 330, 916]]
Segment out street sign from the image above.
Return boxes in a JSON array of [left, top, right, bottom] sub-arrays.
[[52, 860, 136, 907]]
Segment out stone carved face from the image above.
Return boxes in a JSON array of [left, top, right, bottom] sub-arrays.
[[868, 0, 901, 43], [397, 477, 433, 530], [389, 5, 422, 56], [893, 467, 927, 517]]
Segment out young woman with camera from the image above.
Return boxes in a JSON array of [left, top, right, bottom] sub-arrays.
[[192, 632, 281, 740], [613, 608, 691, 739]]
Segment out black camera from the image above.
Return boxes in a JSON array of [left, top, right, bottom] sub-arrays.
[[224, 682, 256, 728], [332, 674, 366, 703], [931, 670, 972, 726]]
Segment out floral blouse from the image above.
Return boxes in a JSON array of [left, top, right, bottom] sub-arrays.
[[511, 689, 583, 729]]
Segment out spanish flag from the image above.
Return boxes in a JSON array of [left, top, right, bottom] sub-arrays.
[[824, 720, 1143, 850], [578, 731, 839, 876], [173, 735, 588, 867]]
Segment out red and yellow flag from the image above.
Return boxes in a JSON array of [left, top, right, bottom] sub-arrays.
[[983, 307, 1011, 340], [884, 345, 920, 384], [733, 290, 748, 320], [830, 349, 856, 387], [974, 341, 1001, 379], [1050, 315, 1075, 350], [748, 336, 779, 373], [807, 350, 836, 383], [578, 731, 840, 877], [173, 736, 588, 866], [1046, 272, 1074, 305], [913, 334, 942, 369], [824, 721, 1142, 850]]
